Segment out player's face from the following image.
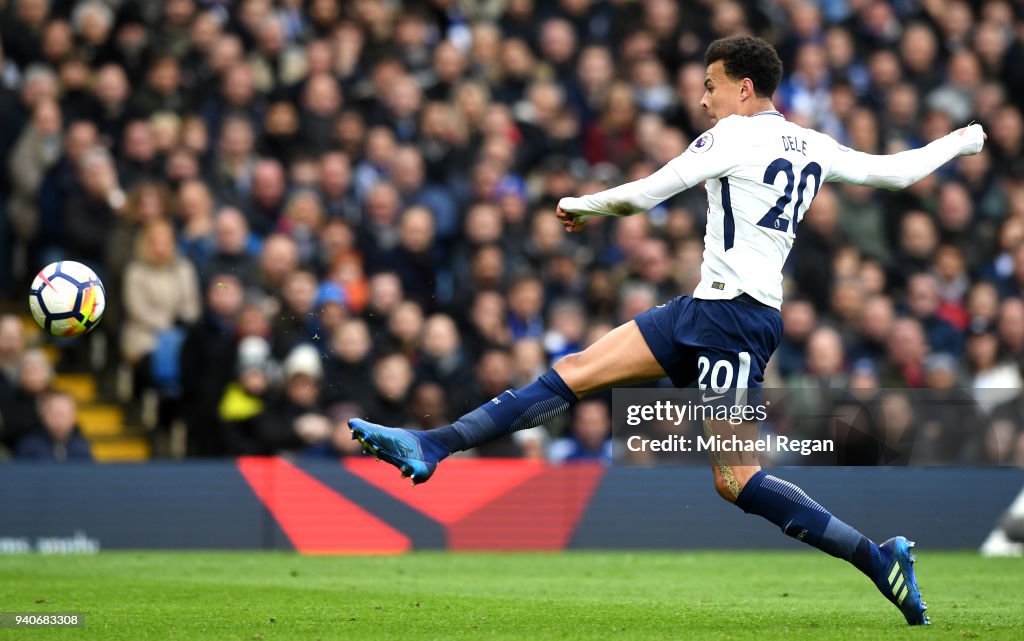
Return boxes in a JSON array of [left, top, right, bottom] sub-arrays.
[[700, 61, 744, 123]]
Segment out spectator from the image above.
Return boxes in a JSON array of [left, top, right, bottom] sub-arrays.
[[365, 352, 414, 427], [900, 22, 942, 94], [318, 151, 359, 222], [617, 281, 658, 326], [304, 401, 368, 459], [998, 298, 1024, 363], [322, 318, 374, 406], [836, 183, 887, 262], [363, 271, 404, 338], [390, 146, 457, 241], [538, 18, 578, 86], [35, 116, 99, 269], [175, 179, 216, 272], [353, 125, 396, 200], [8, 98, 62, 256], [211, 115, 259, 210], [388, 206, 439, 310], [180, 274, 245, 456], [298, 72, 342, 152], [926, 50, 982, 125], [776, 297, 817, 379], [383, 300, 424, 358], [778, 43, 831, 128], [315, 281, 349, 340], [256, 233, 298, 299], [62, 146, 125, 268], [271, 269, 320, 356], [851, 295, 895, 367], [958, 149, 1005, 222], [121, 219, 201, 410], [511, 337, 547, 387], [543, 299, 586, 363], [988, 105, 1023, 177], [130, 55, 190, 118], [905, 272, 963, 356], [204, 207, 259, 287], [998, 244, 1024, 300], [41, 19, 74, 70], [549, 399, 614, 463], [935, 182, 985, 268], [631, 237, 678, 302], [0, 349, 52, 454], [891, 211, 939, 286], [359, 181, 403, 266], [786, 326, 849, 438], [883, 318, 929, 388], [2, 0, 49, 69], [117, 120, 161, 188], [408, 381, 450, 431], [15, 391, 92, 462], [278, 189, 325, 267], [792, 184, 847, 311], [931, 244, 970, 330], [463, 290, 511, 359], [507, 274, 545, 340], [0, 315, 25, 385], [220, 336, 278, 456], [584, 82, 638, 167], [964, 317, 1021, 411], [253, 344, 328, 455], [107, 182, 173, 311], [918, 353, 980, 464], [92, 63, 132, 147], [572, 45, 615, 126], [417, 313, 474, 411], [324, 243, 369, 313]]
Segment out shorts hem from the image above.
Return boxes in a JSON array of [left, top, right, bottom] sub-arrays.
[[634, 312, 683, 386]]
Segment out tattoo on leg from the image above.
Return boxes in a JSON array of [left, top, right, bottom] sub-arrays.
[[705, 420, 741, 499]]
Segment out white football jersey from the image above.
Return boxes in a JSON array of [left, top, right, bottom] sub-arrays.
[[559, 115, 984, 309], [688, 111, 843, 308]]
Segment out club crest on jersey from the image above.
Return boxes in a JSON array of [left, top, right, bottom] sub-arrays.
[[689, 132, 714, 153]]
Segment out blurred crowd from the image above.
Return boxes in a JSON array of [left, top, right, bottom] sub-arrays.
[[0, 0, 1022, 465]]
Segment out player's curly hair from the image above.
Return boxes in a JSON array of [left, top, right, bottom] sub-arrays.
[[705, 35, 783, 98]]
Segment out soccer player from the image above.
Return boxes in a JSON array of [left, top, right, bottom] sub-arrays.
[[350, 35, 986, 625]]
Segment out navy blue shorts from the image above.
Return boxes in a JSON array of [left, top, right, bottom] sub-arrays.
[[635, 295, 783, 393]]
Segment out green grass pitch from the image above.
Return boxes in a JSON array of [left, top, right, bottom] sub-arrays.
[[1, 551, 1022, 640]]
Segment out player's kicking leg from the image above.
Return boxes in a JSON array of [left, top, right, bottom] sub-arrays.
[[349, 319, 665, 483], [704, 419, 930, 626]]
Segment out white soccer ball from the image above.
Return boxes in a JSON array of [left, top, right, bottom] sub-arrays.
[[28, 261, 106, 338]]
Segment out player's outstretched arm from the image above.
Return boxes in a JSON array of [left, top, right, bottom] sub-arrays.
[[827, 124, 986, 191], [556, 162, 691, 231], [557, 123, 738, 232]]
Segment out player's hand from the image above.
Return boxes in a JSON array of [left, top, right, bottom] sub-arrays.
[[556, 197, 588, 233], [953, 123, 986, 156], [555, 204, 583, 232]]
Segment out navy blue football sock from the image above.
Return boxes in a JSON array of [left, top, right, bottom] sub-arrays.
[[735, 471, 883, 579], [427, 370, 578, 454]]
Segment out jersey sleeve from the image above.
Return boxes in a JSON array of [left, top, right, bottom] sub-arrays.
[[823, 124, 985, 190], [559, 118, 742, 220]]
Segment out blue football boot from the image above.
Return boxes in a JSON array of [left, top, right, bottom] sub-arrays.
[[876, 536, 930, 625], [348, 419, 443, 485]]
